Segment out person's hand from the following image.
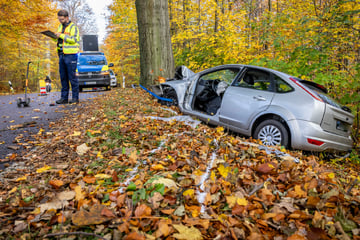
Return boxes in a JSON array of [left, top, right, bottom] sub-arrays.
[[55, 32, 61, 38]]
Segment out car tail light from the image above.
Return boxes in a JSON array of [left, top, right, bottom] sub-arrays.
[[290, 77, 323, 102], [307, 138, 324, 146]]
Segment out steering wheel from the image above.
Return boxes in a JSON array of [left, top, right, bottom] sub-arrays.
[[211, 79, 221, 93]]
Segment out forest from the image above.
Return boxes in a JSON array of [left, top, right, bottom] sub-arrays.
[[0, 0, 359, 147], [1, 1, 360, 239]]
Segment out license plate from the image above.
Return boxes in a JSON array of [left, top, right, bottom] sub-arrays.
[[85, 82, 96, 85], [336, 120, 348, 132]]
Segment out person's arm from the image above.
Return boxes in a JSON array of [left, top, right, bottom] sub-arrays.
[[56, 24, 79, 44]]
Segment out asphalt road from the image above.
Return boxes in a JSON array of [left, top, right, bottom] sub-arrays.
[[0, 90, 105, 165]]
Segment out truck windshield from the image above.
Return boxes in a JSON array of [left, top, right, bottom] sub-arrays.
[[78, 55, 107, 65]]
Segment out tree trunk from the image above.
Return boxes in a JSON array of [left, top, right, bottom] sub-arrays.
[[135, 0, 175, 87]]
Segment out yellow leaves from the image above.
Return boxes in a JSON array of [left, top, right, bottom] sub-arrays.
[[216, 126, 224, 134], [236, 198, 248, 206], [16, 175, 29, 182], [226, 196, 248, 208], [151, 164, 164, 171], [71, 131, 81, 137], [97, 151, 104, 159], [327, 173, 335, 179], [183, 189, 195, 197], [95, 174, 112, 179], [75, 185, 84, 202], [9, 187, 17, 194], [172, 224, 203, 240], [36, 165, 52, 173], [218, 164, 231, 178], [37, 128, 44, 135]]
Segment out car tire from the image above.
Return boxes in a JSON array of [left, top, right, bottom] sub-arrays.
[[254, 119, 289, 148]]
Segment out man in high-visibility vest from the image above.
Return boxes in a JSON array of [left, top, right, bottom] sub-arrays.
[[55, 10, 80, 104]]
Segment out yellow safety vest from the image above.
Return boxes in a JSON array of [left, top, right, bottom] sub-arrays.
[[56, 22, 80, 54]]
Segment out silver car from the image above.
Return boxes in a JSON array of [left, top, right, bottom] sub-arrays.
[[154, 65, 354, 152], [109, 69, 117, 87]]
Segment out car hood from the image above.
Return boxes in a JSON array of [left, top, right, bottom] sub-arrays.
[[167, 66, 195, 81]]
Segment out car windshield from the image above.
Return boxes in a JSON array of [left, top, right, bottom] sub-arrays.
[[78, 55, 107, 65]]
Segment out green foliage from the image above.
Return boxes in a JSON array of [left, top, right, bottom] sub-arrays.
[[131, 182, 165, 205]]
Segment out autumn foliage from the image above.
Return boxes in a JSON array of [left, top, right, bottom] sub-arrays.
[[0, 0, 59, 92], [0, 88, 359, 239]]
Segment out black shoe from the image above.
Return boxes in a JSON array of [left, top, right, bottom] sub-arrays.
[[69, 99, 79, 104], [56, 99, 68, 104]]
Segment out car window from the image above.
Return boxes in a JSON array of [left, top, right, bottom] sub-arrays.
[[201, 68, 240, 85], [274, 75, 293, 93], [233, 69, 272, 91]]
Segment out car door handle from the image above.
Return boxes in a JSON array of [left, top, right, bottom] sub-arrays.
[[253, 96, 266, 101]]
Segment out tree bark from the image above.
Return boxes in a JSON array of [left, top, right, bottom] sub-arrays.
[[135, 0, 175, 87]]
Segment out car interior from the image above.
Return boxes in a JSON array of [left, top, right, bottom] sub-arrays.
[[192, 68, 239, 115], [192, 68, 277, 115]]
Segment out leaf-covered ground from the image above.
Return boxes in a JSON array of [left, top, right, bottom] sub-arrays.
[[0, 88, 359, 240]]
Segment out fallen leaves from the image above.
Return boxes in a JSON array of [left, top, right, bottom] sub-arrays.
[[72, 204, 114, 226], [0, 88, 359, 240]]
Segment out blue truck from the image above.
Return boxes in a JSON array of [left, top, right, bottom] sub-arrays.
[[76, 51, 114, 92]]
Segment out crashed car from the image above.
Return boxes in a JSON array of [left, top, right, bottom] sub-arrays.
[[154, 65, 354, 152]]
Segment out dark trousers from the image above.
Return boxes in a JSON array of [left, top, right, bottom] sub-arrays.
[[59, 54, 79, 100]]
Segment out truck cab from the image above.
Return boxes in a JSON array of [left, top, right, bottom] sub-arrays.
[[76, 52, 114, 92]]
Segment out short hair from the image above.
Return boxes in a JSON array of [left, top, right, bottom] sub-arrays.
[[57, 10, 69, 17]]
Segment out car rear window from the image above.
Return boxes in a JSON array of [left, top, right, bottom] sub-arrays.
[[301, 82, 342, 109]]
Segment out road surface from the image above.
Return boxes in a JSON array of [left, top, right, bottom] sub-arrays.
[[0, 91, 105, 168]]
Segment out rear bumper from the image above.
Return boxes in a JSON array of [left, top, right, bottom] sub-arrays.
[[289, 119, 353, 152]]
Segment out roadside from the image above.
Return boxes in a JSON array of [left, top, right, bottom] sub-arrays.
[[0, 88, 359, 239]]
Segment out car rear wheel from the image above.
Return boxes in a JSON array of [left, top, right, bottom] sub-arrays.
[[254, 119, 289, 148]]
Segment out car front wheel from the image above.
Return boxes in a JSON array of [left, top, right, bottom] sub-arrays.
[[254, 119, 289, 148]]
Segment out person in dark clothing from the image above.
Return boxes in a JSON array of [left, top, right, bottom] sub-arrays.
[[45, 75, 52, 93], [55, 10, 80, 104]]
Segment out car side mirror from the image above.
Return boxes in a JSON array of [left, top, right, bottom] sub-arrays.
[[108, 63, 114, 67]]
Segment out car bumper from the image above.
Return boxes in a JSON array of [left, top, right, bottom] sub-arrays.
[[79, 78, 110, 88], [289, 119, 353, 152], [110, 79, 117, 87]]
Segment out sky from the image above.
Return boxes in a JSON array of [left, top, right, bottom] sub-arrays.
[[85, 0, 113, 44]]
